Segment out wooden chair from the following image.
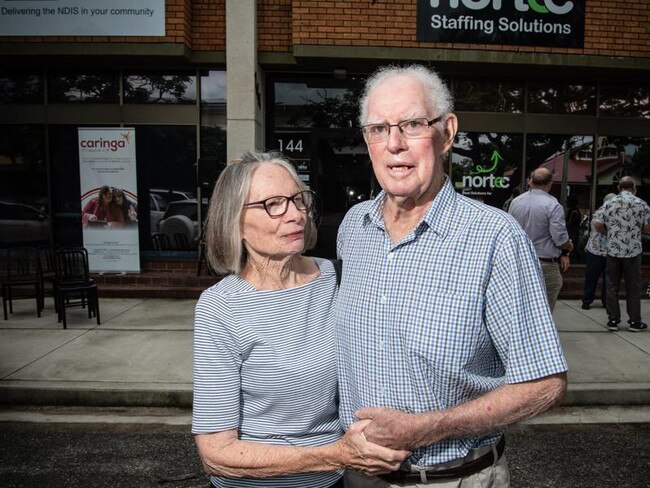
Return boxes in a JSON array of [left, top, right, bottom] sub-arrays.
[[53, 247, 100, 329], [2, 247, 42, 320]]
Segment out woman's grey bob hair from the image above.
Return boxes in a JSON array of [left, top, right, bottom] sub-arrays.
[[203, 151, 318, 275], [358, 64, 454, 127]]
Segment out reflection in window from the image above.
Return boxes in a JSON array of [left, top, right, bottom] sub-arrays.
[[274, 82, 361, 129], [124, 73, 197, 104], [0, 125, 47, 212], [134, 125, 197, 250], [451, 132, 523, 209], [200, 70, 227, 188], [599, 84, 650, 118], [0, 125, 49, 246], [452, 79, 523, 113], [526, 134, 596, 263], [527, 83, 596, 115], [0, 73, 44, 103], [48, 72, 119, 103], [201, 70, 226, 106]]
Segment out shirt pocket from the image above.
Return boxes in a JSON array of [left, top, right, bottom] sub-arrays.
[[399, 292, 486, 375]]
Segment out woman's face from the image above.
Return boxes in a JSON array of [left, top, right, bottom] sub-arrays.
[[101, 192, 113, 206], [114, 194, 124, 205], [240, 163, 307, 262]]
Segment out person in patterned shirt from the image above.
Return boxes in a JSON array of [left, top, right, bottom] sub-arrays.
[[594, 176, 650, 332]]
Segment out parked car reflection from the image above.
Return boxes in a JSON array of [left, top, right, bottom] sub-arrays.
[[157, 199, 206, 250], [149, 193, 167, 236], [0, 201, 51, 247]]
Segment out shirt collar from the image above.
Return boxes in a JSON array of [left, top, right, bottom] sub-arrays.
[[363, 176, 457, 239]]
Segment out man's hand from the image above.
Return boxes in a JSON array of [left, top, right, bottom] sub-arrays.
[[336, 420, 410, 475], [355, 407, 433, 451], [560, 255, 570, 272]]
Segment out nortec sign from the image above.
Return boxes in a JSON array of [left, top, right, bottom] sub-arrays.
[[417, 0, 585, 48]]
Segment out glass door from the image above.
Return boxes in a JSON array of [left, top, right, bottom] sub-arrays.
[[308, 129, 374, 258]]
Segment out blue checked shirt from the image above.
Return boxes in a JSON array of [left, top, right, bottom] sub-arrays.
[[335, 178, 568, 467]]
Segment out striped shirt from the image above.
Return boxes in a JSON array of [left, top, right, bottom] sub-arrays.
[[336, 178, 568, 467], [192, 258, 342, 488]]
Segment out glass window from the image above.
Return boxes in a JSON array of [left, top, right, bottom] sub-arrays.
[[48, 72, 119, 103], [451, 132, 523, 209], [199, 70, 227, 189], [0, 125, 48, 248], [599, 84, 650, 118], [451, 78, 524, 113], [134, 125, 197, 250], [527, 82, 596, 115], [0, 125, 47, 207], [0, 73, 44, 104], [124, 72, 197, 104], [49, 125, 84, 246], [526, 134, 594, 263], [274, 81, 361, 129]]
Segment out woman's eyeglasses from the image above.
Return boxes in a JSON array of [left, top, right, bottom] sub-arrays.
[[243, 190, 315, 217]]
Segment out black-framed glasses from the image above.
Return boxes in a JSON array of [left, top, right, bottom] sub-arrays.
[[243, 190, 315, 217], [360, 116, 442, 144]]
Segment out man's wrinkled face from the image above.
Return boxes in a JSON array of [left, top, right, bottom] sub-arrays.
[[364, 75, 449, 206]]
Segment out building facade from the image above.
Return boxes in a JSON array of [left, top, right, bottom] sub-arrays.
[[1, 0, 649, 262]]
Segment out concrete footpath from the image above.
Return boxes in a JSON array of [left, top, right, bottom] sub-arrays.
[[1, 297, 649, 425]]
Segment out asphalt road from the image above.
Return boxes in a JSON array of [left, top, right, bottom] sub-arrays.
[[0, 422, 648, 488]]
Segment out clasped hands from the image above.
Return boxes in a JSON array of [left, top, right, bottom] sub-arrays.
[[340, 407, 428, 476]]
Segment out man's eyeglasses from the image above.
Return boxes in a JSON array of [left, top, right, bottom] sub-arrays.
[[243, 190, 315, 217], [360, 116, 442, 144]]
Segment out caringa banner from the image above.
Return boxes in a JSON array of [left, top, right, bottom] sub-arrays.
[[417, 0, 585, 48]]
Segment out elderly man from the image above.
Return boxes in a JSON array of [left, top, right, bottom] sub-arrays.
[[508, 168, 574, 312], [594, 176, 650, 332], [336, 64, 568, 488]]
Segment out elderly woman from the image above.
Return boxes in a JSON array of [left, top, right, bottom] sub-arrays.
[[192, 151, 408, 488]]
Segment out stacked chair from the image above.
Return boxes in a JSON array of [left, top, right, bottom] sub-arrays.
[[53, 247, 100, 329], [37, 245, 57, 312], [2, 246, 42, 320]]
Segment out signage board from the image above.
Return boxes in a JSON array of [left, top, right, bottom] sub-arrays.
[[0, 0, 165, 36], [79, 127, 140, 273], [417, 0, 585, 48]]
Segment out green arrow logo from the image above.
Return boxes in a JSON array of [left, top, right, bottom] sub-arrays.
[[528, 0, 550, 13], [473, 150, 503, 174]]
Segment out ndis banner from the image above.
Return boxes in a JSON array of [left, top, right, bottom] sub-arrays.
[[417, 0, 585, 48]]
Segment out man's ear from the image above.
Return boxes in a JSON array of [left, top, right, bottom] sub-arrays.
[[441, 113, 458, 154]]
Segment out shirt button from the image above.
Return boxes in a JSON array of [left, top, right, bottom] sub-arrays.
[[380, 295, 387, 304], [387, 253, 393, 261]]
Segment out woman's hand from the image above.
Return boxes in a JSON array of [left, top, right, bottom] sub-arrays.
[[334, 419, 410, 476]]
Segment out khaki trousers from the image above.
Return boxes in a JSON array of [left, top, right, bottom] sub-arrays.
[[540, 261, 562, 312], [344, 454, 510, 488]]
